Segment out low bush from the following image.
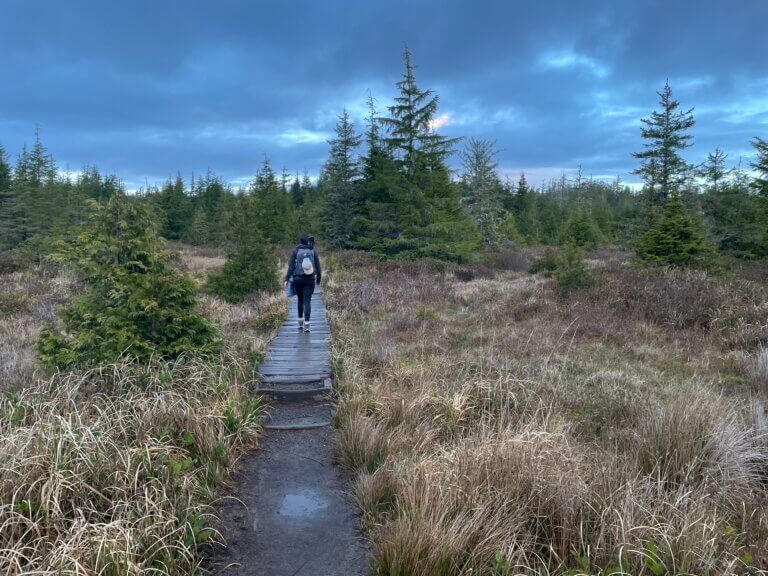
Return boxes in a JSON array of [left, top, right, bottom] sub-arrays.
[[553, 244, 594, 293], [528, 248, 559, 274], [206, 246, 279, 303], [0, 289, 31, 314], [206, 198, 279, 303], [636, 196, 719, 269], [0, 250, 24, 274]]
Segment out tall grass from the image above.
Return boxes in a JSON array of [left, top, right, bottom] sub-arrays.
[[327, 250, 768, 575], [0, 247, 285, 574], [0, 359, 261, 574]]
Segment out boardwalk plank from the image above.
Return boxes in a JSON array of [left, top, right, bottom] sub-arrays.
[[257, 290, 332, 387]]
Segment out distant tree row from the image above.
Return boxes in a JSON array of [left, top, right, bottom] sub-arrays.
[[312, 53, 768, 263], [1, 53, 767, 269]]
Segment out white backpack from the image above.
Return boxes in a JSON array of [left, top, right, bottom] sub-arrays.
[[294, 247, 315, 276]]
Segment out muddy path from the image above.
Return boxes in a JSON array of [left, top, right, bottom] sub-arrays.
[[209, 289, 370, 575]]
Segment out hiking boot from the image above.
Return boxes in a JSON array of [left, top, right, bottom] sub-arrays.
[[303, 322, 311, 333]]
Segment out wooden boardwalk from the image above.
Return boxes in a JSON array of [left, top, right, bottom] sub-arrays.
[[213, 288, 369, 574], [257, 288, 332, 395]]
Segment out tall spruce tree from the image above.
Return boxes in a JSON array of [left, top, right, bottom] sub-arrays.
[[0, 145, 13, 249], [361, 93, 385, 181], [459, 138, 505, 246], [381, 47, 460, 179], [751, 137, 768, 253], [290, 176, 303, 207], [250, 159, 293, 245], [194, 170, 234, 246], [358, 48, 478, 260], [513, 173, 540, 243], [751, 137, 768, 197], [322, 110, 362, 248], [633, 82, 695, 207], [699, 148, 731, 194], [153, 174, 192, 240]]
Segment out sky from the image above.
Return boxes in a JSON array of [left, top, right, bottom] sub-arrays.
[[1, 0, 766, 190]]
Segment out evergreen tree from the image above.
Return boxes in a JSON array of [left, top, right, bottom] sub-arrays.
[[300, 170, 314, 198], [290, 176, 303, 207], [194, 170, 233, 246], [250, 159, 293, 245], [699, 147, 731, 194], [459, 138, 505, 246], [186, 206, 210, 245], [558, 207, 604, 248], [357, 48, 479, 260], [0, 145, 11, 194], [381, 47, 460, 179], [633, 82, 695, 207], [702, 179, 763, 257], [751, 137, 768, 253], [513, 173, 540, 242], [498, 211, 522, 245], [0, 145, 14, 249], [153, 174, 192, 240], [295, 169, 323, 232], [38, 192, 219, 370], [361, 93, 386, 181], [751, 137, 768, 197], [280, 166, 292, 194], [9, 131, 63, 259], [21, 129, 58, 239], [207, 195, 279, 303], [635, 196, 717, 268], [322, 110, 362, 248]]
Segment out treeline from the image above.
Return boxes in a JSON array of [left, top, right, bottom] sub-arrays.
[[1, 50, 767, 267]]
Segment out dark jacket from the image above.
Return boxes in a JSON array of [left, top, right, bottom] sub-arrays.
[[285, 244, 322, 284]]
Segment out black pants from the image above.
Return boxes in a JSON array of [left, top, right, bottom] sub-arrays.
[[294, 276, 315, 321]]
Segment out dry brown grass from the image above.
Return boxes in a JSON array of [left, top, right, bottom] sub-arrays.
[[0, 244, 284, 574], [326, 250, 768, 575], [0, 266, 76, 391]]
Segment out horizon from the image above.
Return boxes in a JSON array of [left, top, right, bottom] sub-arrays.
[[1, 0, 766, 191]]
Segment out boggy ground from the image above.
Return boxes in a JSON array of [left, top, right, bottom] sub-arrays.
[[326, 248, 768, 575], [0, 245, 285, 574]]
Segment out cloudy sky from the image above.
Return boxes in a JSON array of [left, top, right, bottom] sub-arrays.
[[1, 0, 766, 189]]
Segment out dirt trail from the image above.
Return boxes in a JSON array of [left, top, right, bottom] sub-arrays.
[[210, 289, 369, 575]]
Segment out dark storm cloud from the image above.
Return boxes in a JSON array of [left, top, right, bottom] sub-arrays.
[[1, 0, 766, 188]]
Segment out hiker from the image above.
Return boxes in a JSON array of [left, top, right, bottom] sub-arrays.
[[284, 234, 322, 333]]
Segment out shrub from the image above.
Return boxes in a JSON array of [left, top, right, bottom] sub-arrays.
[[38, 194, 219, 370], [636, 196, 718, 269], [206, 197, 279, 303], [206, 245, 278, 303], [0, 250, 23, 274], [528, 248, 559, 275], [554, 244, 595, 293], [0, 289, 31, 314], [558, 208, 604, 248]]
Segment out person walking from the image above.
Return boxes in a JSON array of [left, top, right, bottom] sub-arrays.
[[284, 234, 322, 333]]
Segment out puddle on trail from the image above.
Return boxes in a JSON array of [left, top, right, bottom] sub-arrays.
[[279, 489, 329, 517]]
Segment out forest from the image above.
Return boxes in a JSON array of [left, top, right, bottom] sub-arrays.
[[2, 50, 766, 277]]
